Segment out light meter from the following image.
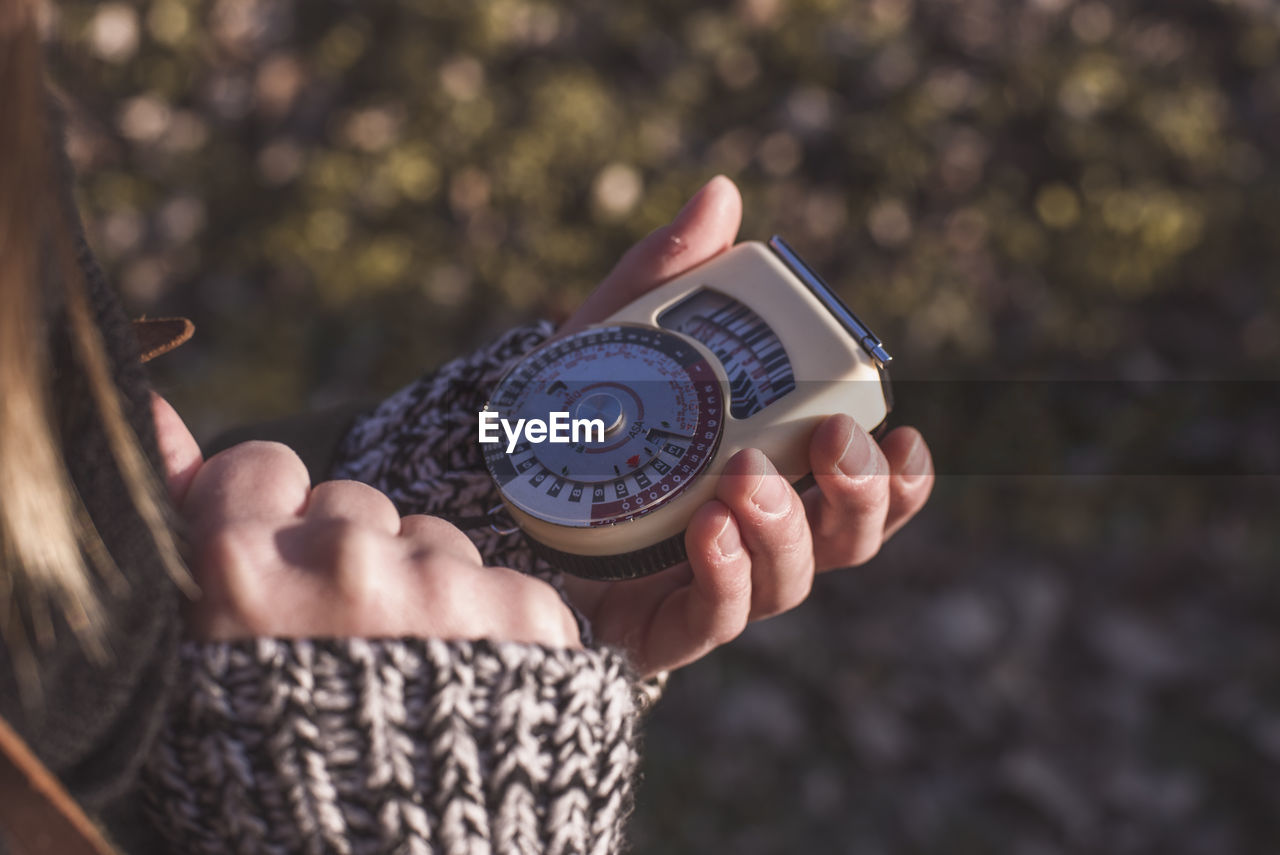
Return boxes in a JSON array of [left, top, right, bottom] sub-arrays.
[[481, 236, 893, 580]]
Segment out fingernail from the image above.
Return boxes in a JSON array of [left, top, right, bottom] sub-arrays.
[[836, 424, 875, 478], [898, 434, 931, 486], [748, 457, 790, 513], [715, 514, 742, 558]]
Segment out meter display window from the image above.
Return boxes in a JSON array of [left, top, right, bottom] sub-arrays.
[[657, 288, 796, 419]]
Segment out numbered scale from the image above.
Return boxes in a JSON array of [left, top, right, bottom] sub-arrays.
[[482, 236, 893, 580]]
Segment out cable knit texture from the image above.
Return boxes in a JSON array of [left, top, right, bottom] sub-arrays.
[[144, 638, 638, 855], [141, 326, 644, 854]]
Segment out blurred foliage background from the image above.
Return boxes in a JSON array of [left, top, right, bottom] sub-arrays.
[[49, 0, 1279, 851]]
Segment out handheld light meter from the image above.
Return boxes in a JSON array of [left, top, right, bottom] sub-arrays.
[[482, 236, 893, 580]]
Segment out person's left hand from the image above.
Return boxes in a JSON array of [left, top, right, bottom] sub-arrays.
[[557, 176, 935, 677], [152, 397, 582, 648]]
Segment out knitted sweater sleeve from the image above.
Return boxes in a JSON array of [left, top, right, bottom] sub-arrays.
[[140, 324, 644, 855], [143, 638, 638, 855]]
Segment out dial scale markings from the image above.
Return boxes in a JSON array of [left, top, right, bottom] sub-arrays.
[[483, 325, 725, 528]]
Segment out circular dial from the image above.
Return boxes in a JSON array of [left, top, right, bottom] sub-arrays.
[[484, 325, 725, 528]]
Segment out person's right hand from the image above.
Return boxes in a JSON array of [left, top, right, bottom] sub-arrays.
[[552, 177, 934, 677], [153, 397, 579, 647]]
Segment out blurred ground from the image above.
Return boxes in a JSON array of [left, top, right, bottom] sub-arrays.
[[50, 0, 1280, 852]]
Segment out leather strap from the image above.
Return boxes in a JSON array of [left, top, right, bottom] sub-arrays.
[[131, 317, 194, 363], [0, 716, 117, 855]]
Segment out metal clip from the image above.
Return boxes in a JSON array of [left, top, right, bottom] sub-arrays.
[[767, 235, 893, 370], [486, 504, 521, 536]]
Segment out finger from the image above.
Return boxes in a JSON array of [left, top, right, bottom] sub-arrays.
[[802, 414, 892, 570], [715, 449, 815, 620], [573, 501, 753, 673], [207, 520, 425, 639], [398, 513, 485, 564], [560, 175, 743, 333], [498, 568, 583, 648], [185, 521, 316, 639], [643, 500, 753, 671], [182, 440, 310, 529], [305, 479, 401, 535], [151, 393, 203, 506], [879, 426, 935, 539], [412, 560, 582, 648], [559, 562, 694, 671]]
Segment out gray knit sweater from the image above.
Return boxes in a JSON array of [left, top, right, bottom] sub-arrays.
[[142, 324, 642, 855]]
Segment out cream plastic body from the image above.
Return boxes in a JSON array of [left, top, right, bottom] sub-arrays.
[[503, 240, 889, 557]]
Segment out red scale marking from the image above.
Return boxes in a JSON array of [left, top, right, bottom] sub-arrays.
[[590, 357, 723, 524]]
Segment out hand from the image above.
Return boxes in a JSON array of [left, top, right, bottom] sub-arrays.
[[557, 176, 935, 677], [152, 397, 579, 646]]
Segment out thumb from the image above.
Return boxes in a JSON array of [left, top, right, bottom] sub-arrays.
[[561, 175, 743, 333], [151, 393, 203, 507]]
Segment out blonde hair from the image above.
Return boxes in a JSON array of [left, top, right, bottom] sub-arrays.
[[0, 0, 189, 697]]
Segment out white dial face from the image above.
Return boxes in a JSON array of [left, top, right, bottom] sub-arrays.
[[484, 325, 725, 528]]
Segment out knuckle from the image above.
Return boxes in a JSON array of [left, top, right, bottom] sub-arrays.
[[781, 569, 815, 612], [522, 581, 576, 647], [412, 550, 463, 591], [710, 612, 748, 647], [220, 440, 307, 476], [771, 533, 810, 567], [308, 479, 353, 504], [832, 467, 892, 513], [194, 523, 262, 586], [745, 501, 810, 560], [323, 523, 397, 602], [400, 515, 481, 561], [316, 478, 380, 503], [190, 525, 280, 633], [779, 498, 812, 544], [854, 456, 893, 489], [307, 480, 399, 528], [749, 590, 784, 620], [891, 472, 933, 511], [846, 537, 883, 567], [753, 565, 814, 620], [323, 519, 374, 571], [187, 441, 309, 517]]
